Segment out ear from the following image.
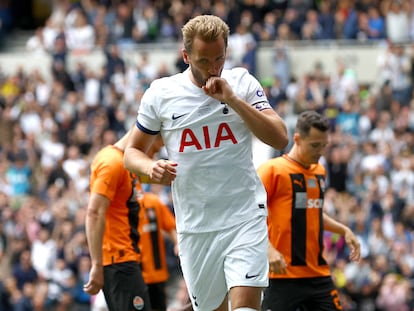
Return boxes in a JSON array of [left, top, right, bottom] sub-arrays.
[[293, 132, 300, 145], [182, 48, 190, 64]]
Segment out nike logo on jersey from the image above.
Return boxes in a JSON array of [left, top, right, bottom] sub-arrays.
[[245, 273, 260, 279], [172, 113, 188, 120]]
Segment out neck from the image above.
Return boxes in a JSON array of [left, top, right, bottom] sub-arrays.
[[287, 151, 310, 169], [187, 68, 203, 88]]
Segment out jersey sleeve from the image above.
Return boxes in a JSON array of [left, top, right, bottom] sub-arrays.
[[136, 79, 163, 134], [90, 152, 125, 201], [257, 160, 278, 201], [232, 67, 271, 110]]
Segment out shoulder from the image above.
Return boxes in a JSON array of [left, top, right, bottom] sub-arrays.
[[314, 163, 326, 175], [222, 67, 250, 79], [257, 156, 286, 175], [92, 146, 124, 172], [223, 67, 264, 94], [145, 72, 185, 100], [149, 72, 184, 89], [261, 155, 286, 167]]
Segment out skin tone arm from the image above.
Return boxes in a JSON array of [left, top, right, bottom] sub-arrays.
[[83, 193, 110, 295], [124, 128, 177, 185], [323, 212, 361, 262], [202, 76, 288, 151]]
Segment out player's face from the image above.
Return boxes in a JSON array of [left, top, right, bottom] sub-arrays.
[[298, 127, 329, 165], [183, 36, 226, 87]]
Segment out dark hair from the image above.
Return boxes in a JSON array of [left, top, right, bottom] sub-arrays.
[[295, 110, 329, 137]]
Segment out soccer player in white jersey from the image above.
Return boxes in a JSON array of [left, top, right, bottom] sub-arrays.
[[124, 15, 288, 311]]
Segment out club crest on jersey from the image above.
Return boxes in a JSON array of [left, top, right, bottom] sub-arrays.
[[256, 89, 264, 97], [307, 178, 317, 188], [132, 296, 144, 310]]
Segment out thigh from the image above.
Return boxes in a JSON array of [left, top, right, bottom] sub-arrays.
[[261, 279, 304, 311], [224, 216, 269, 290], [103, 262, 152, 311], [305, 277, 342, 311], [230, 286, 263, 311], [178, 232, 227, 311]]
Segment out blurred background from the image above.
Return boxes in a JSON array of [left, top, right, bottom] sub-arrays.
[[0, 1, 413, 310]]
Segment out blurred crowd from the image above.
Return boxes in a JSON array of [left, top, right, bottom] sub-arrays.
[[17, 0, 414, 56], [0, 0, 413, 310]]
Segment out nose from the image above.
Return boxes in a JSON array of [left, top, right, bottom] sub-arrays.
[[207, 63, 220, 76], [208, 68, 218, 76]]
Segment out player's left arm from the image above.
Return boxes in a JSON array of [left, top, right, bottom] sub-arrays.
[[229, 100, 288, 151], [323, 213, 361, 262], [203, 76, 288, 150]]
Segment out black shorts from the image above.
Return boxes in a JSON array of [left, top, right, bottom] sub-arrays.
[[261, 276, 343, 311], [103, 261, 151, 311], [148, 282, 167, 311]]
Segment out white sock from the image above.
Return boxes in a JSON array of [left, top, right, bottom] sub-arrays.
[[233, 308, 257, 311]]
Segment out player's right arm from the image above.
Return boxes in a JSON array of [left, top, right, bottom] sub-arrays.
[[83, 193, 110, 295], [124, 126, 177, 185]]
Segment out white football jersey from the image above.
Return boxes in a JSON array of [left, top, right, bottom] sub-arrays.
[[137, 67, 271, 233]]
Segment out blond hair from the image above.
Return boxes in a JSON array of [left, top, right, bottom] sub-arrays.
[[182, 15, 229, 53]]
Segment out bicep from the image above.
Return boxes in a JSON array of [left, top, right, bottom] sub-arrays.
[[88, 193, 111, 211], [126, 126, 158, 155]]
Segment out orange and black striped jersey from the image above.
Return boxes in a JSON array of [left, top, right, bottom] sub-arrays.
[[257, 154, 330, 279], [138, 192, 176, 284], [90, 145, 141, 266]]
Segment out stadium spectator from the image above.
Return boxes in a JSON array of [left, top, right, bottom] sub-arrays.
[[228, 20, 257, 68], [5, 151, 32, 199], [318, 0, 336, 40], [378, 43, 412, 106], [12, 249, 38, 291], [272, 40, 291, 90], [376, 272, 411, 311], [384, 0, 410, 44], [366, 5, 386, 40], [65, 7, 96, 53], [301, 9, 323, 40]]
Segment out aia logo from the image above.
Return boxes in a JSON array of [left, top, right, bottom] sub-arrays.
[[179, 122, 238, 152]]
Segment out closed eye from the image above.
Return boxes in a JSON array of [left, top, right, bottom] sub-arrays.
[[310, 143, 328, 149]]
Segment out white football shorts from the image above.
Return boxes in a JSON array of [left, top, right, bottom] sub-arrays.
[[177, 215, 269, 311]]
